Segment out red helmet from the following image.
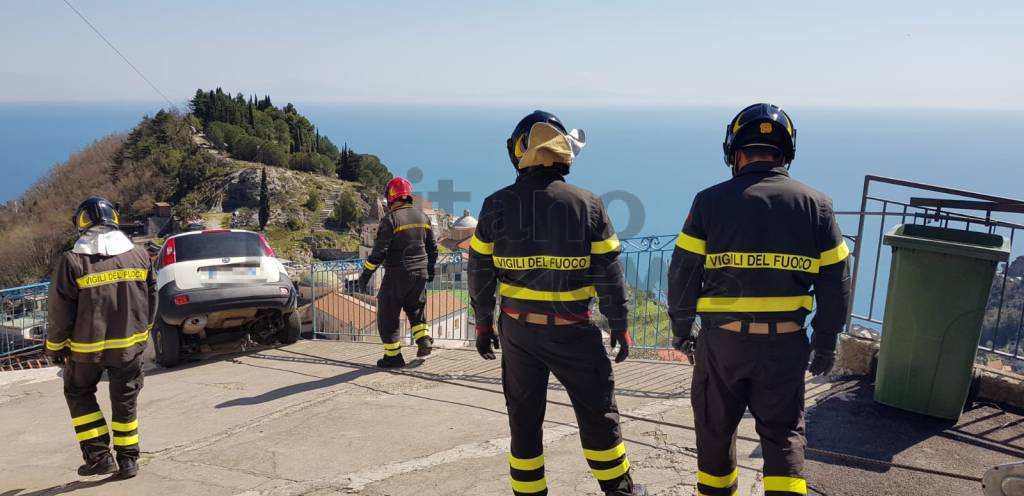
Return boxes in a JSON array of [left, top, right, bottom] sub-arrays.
[[386, 177, 413, 203]]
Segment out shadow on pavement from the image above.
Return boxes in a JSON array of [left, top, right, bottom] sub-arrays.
[[3, 474, 121, 496], [215, 363, 379, 408]]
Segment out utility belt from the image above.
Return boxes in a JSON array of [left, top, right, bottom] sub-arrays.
[[501, 307, 589, 326], [715, 320, 803, 336]]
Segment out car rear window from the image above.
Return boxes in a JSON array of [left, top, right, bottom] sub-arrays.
[[174, 232, 264, 262]]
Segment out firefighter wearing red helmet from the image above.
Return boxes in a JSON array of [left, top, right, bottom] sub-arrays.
[[358, 176, 439, 367], [468, 111, 646, 496], [668, 103, 851, 496]]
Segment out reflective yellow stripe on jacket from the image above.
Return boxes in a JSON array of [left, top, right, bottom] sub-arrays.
[[697, 295, 813, 313], [393, 223, 431, 233], [676, 232, 706, 255], [820, 241, 850, 266], [46, 326, 151, 354], [75, 268, 148, 289], [498, 283, 596, 302], [470, 234, 494, 255], [591, 234, 620, 255]]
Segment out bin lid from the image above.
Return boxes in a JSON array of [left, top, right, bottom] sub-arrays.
[[882, 224, 1010, 262]]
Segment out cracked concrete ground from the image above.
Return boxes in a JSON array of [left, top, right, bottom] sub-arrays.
[[3, 340, 1007, 496]]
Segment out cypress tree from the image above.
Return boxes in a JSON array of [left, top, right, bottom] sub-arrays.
[[258, 167, 270, 231]]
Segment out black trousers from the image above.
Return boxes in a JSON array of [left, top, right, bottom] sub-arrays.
[[692, 326, 810, 496], [499, 313, 635, 495], [63, 355, 144, 462], [376, 270, 429, 355]]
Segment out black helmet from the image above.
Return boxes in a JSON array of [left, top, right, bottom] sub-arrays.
[[722, 103, 797, 168], [72, 196, 120, 232], [507, 110, 568, 168]]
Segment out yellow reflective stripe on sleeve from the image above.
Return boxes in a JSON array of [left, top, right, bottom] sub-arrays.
[[819, 241, 850, 266], [75, 269, 149, 289], [47, 339, 69, 351], [498, 283, 596, 302], [493, 255, 590, 271], [676, 232, 707, 255], [696, 295, 813, 313], [393, 223, 431, 233], [591, 458, 630, 480], [763, 476, 807, 494], [71, 411, 105, 427], [508, 453, 544, 471], [510, 477, 547, 494], [470, 235, 494, 255], [383, 342, 402, 350], [67, 329, 150, 354], [113, 434, 140, 446], [591, 234, 620, 255], [76, 425, 109, 442], [583, 442, 626, 462], [705, 252, 820, 274], [363, 260, 378, 271], [111, 420, 138, 431], [697, 467, 738, 488]]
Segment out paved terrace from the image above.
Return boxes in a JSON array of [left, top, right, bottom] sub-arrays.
[[1, 341, 1022, 496]]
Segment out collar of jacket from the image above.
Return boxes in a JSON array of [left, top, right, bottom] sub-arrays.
[[734, 161, 790, 177], [515, 168, 565, 187]]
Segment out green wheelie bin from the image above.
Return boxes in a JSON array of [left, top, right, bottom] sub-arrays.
[[874, 224, 1010, 420]]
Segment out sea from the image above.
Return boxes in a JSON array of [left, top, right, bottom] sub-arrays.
[[2, 102, 1022, 319]]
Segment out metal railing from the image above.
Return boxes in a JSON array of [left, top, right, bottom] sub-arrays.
[[0, 283, 49, 365], [303, 236, 680, 357], [839, 175, 1023, 363]]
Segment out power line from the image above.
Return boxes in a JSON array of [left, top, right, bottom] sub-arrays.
[[61, 0, 175, 107]]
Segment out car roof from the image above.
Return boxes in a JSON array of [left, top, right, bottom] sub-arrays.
[[166, 229, 258, 241]]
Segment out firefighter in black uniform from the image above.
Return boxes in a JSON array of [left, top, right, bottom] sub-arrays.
[[668, 104, 851, 496], [46, 197, 156, 479], [358, 176, 439, 368], [469, 111, 647, 496]]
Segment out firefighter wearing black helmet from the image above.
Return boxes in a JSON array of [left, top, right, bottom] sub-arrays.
[[469, 111, 646, 496], [46, 197, 156, 479], [667, 104, 851, 495]]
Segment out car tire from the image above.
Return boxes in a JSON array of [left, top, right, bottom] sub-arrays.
[[154, 319, 182, 368], [278, 311, 301, 345]]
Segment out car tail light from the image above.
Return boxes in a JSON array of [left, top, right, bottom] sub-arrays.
[[259, 234, 276, 257], [174, 295, 189, 305], [161, 238, 177, 267], [202, 229, 230, 234]]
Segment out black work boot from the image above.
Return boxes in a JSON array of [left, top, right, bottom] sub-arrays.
[[376, 354, 406, 368], [77, 452, 117, 477], [416, 336, 434, 357], [116, 454, 139, 479], [606, 484, 647, 496]]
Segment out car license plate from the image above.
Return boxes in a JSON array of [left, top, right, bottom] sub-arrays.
[[198, 267, 260, 281]]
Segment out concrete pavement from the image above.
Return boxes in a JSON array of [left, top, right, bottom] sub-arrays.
[[0, 341, 860, 495]]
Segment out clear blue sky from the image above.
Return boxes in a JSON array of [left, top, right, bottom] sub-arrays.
[[2, 1, 1022, 108]]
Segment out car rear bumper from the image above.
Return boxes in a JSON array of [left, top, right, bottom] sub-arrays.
[[158, 279, 297, 326]]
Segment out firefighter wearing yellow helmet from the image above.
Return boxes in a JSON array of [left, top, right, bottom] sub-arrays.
[[469, 111, 647, 495]]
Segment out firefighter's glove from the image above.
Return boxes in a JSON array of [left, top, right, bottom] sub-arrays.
[[808, 350, 835, 376], [476, 324, 499, 360], [672, 334, 696, 364], [610, 329, 631, 363], [808, 330, 837, 376], [46, 347, 70, 366], [356, 269, 372, 293]]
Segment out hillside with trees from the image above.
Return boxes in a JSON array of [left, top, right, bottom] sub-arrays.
[[0, 89, 393, 286], [190, 89, 391, 191]]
